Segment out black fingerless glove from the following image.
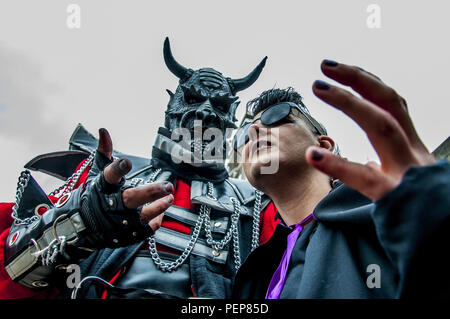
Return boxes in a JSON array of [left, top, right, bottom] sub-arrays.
[[79, 152, 154, 249]]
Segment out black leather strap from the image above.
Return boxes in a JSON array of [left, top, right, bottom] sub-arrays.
[[114, 251, 192, 298]]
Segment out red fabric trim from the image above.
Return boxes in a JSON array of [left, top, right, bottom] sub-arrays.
[[259, 201, 280, 246], [49, 158, 91, 204], [172, 179, 193, 210], [161, 218, 191, 235], [0, 203, 13, 232], [72, 159, 91, 192], [147, 179, 193, 254], [48, 195, 59, 204], [101, 268, 122, 299]]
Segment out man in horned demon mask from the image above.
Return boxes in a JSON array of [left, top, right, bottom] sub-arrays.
[[0, 38, 275, 299]]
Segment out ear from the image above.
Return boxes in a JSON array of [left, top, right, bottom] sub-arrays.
[[317, 136, 335, 152]]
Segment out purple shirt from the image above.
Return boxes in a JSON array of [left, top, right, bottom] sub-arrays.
[[265, 213, 315, 299]]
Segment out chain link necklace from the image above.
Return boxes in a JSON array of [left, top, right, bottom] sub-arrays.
[[147, 168, 263, 272]]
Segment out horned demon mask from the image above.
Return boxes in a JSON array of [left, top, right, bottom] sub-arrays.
[[162, 38, 267, 160]]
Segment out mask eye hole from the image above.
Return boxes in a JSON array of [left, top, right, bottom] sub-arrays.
[[210, 97, 231, 113], [211, 101, 228, 112], [184, 93, 205, 105]]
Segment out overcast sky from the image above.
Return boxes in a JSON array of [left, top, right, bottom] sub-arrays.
[[0, 0, 449, 200]]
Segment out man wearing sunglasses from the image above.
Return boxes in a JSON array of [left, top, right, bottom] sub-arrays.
[[232, 60, 450, 298], [233, 97, 329, 154]]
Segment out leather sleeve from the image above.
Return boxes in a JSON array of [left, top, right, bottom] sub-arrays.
[[372, 159, 450, 298]]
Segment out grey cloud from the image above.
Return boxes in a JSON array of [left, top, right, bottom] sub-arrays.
[[0, 44, 65, 150]]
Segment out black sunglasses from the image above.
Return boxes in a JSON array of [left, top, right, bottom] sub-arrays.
[[233, 102, 325, 152]]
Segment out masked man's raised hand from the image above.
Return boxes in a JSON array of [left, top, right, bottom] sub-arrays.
[[80, 128, 173, 248]]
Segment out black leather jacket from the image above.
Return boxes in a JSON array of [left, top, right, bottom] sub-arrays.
[[4, 124, 270, 298]]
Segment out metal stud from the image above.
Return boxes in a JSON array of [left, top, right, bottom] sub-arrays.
[[122, 220, 128, 225], [212, 249, 221, 257], [55, 192, 71, 208], [112, 238, 119, 244], [55, 264, 69, 271], [109, 199, 114, 207], [34, 203, 50, 216], [8, 231, 20, 247], [214, 222, 222, 228], [32, 280, 49, 288]]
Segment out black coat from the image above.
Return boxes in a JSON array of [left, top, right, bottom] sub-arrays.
[[232, 160, 450, 299]]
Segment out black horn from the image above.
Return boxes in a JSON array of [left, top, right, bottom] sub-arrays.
[[163, 37, 189, 79], [229, 56, 268, 93]]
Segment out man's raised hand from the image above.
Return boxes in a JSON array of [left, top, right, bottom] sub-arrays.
[[97, 128, 173, 227], [79, 128, 173, 248], [306, 60, 435, 201]]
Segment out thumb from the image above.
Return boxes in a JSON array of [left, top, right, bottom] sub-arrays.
[[103, 158, 132, 185]]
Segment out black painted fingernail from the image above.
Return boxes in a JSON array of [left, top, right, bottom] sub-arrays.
[[163, 181, 174, 193], [323, 59, 338, 67], [312, 149, 324, 161], [314, 80, 331, 91], [118, 158, 131, 173]]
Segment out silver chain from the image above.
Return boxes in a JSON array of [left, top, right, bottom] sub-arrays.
[[148, 168, 162, 184], [148, 168, 206, 272], [204, 183, 241, 251], [251, 190, 262, 252], [11, 152, 95, 226], [145, 169, 261, 272], [30, 236, 68, 266], [49, 152, 95, 197], [11, 170, 39, 226], [148, 208, 205, 272], [230, 197, 242, 269]]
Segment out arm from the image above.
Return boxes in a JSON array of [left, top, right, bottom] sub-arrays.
[[306, 60, 448, 298], [372, 160, 450, 297], [0, 155, 91, 298], [1, 128, 173, 296]]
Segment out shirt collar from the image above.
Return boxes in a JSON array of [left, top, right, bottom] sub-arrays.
[[274, 210, 316, 230]]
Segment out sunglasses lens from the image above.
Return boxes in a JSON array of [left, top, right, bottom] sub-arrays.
[[233, 103, 297, 152], [233, 123, 251, 151], [260, 103, 291, 126]]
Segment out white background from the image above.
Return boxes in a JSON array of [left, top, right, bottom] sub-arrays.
[[0, 0, 448, 199]]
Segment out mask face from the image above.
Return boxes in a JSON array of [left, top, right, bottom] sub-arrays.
[[164, 67, 240, 136], [162, 38, 267, 159]]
